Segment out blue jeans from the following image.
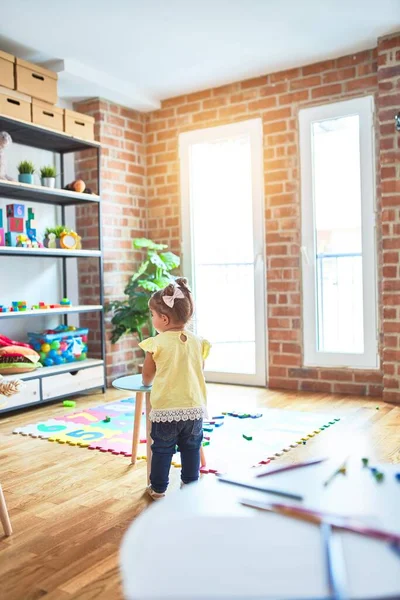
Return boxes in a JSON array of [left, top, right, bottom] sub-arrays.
[[150, 419, 203, 494]]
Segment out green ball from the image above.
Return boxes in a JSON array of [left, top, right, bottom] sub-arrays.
[[39, 352, 47, 363], [50, 340, 60, 350], [78, 352, 87, 361]]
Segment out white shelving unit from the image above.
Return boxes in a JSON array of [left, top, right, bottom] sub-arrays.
[[0, 115, 106, 414]]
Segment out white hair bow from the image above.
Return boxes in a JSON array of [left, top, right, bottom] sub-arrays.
[[162, 286, 184, 308]]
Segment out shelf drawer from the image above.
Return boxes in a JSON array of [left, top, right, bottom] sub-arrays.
[[0, 378, 40, 412], [42, 365, 104, 400]]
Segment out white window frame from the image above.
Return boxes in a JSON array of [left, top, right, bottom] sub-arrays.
[[179, 119, 267, 386], [299, 96, 378, 369]]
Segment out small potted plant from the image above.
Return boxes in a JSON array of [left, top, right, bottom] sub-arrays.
[[40, 165, 57, 188], [17, 161, 35, 185]]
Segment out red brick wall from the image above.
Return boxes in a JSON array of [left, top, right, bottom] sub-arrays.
[[146, 48, 387, 397], [378, 33, 400, 402], [74, 99, 147, 384]]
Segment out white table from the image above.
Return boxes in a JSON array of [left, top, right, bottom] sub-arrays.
[[120, 458, 400, 599]]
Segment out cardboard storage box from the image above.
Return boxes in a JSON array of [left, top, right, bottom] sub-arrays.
[[16, 58, 57, 105], [0, 50, 15, 90], [0, 88, 31, 122], [64, 109, 95, 141], [32, 99, 63, 132]]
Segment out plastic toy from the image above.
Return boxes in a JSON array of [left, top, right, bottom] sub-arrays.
[[28, 325, 88, 366], [0, 345, 41, 375], [243, 434, 253, 441], [60, 298, 71, 306], [0, 132, 15, 181], [103, 416, 111, 423], [0, 374, 22, 397], [63, 400, 76, 408]]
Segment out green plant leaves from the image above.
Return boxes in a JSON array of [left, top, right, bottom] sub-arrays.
[[133, 238, 167, 251], [106, 237, 182, 344], [160, 251, 180, 270], [137, 279, 160, 292]]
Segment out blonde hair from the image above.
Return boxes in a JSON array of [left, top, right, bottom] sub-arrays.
[[149, 278, 194, 325]]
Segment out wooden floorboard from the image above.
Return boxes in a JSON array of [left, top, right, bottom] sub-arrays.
[[0, 385, 399, 599]]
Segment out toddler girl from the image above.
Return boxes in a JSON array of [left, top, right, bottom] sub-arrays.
[[139, 278, 210, 500]]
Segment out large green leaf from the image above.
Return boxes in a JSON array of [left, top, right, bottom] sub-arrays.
[[148, 252, 167, 270], [159, 251, 180, 271], [133, 238, 167, 252], [153, 276, 173, 288], [137, 279, 160, 292], [130, 260, 149, 283]]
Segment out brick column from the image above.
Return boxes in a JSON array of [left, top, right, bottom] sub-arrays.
[[74, 99, 147, 384], [378, 33, 400, 403]]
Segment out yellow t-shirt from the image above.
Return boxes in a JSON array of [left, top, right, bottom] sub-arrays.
[[139, 330, 211, 423]]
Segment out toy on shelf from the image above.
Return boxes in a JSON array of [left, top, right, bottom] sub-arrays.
[[0, 345, 41, 375], [0, 299, 74, 312], [0, 132, 15, 182], [43, 226, 82, 250], [28, 325, 89, 367], [64, 179, 94, 195], [4, 205, 43, 248], [0, 208, 4, 246]]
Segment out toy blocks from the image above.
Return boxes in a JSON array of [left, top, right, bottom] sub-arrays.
[[5, 231, 19, 246], [6, 204, 25, 219], [0, 228, 4, 246], [8, 217, 24, 233]]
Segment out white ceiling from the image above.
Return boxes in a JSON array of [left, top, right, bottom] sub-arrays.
[[1, 0, 399, 111]]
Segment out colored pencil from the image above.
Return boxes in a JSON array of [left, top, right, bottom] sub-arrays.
[[218, 476, 303, 501], [239, 498, 400, 545], [256, 458, 327, 478], [321, 522, 348, 599]]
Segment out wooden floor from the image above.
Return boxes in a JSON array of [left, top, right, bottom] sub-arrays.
[[0, 385, 399, 600]]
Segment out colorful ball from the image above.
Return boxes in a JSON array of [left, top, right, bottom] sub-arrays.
[[41, 343, 51, 353], [78, 352, 87, 361], [44, 357, 54, 367], [49, 349, 59, 359], [60, 342, 68, 352], [33, 342, 42, 351], [50, 340, 60, 350], [39, 352, 47, 363], [54, 356, 64, 365], [82, 335, 88, 343]]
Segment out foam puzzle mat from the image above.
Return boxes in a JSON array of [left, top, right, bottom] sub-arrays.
[[13, 398, 341, 474]]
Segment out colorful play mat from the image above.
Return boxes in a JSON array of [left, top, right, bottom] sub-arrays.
[[13, 398, 341, 473]]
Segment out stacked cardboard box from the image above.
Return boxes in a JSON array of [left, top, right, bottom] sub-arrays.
[[0, 51, 94, 141]]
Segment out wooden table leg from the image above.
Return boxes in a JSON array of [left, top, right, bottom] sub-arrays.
[[131, 391, 144, 465], [145, 392, 152, 484], [0, 484, 12, 536]]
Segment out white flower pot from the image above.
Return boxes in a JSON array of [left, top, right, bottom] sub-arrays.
[[41, 177, 56, 188]]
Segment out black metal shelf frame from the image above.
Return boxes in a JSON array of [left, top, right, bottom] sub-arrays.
[[0, 115, 106, 393]]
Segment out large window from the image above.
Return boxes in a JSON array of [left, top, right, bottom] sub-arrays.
[[299, 96, 378, 368], [180, 119, 266, 385]]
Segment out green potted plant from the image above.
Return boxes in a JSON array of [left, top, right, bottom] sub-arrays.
[[106, 238, 180, 343], [40, 165, 57, 188], [17, 160, 35, 185]]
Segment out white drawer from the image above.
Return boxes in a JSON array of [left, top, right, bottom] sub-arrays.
[[42, 366, 104, 400], [0, 378, 40, 411]]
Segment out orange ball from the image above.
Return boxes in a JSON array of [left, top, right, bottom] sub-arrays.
[[73, 180, 86, 193]]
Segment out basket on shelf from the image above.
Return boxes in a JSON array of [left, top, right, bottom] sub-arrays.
[[28, 325, 88, 367]]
